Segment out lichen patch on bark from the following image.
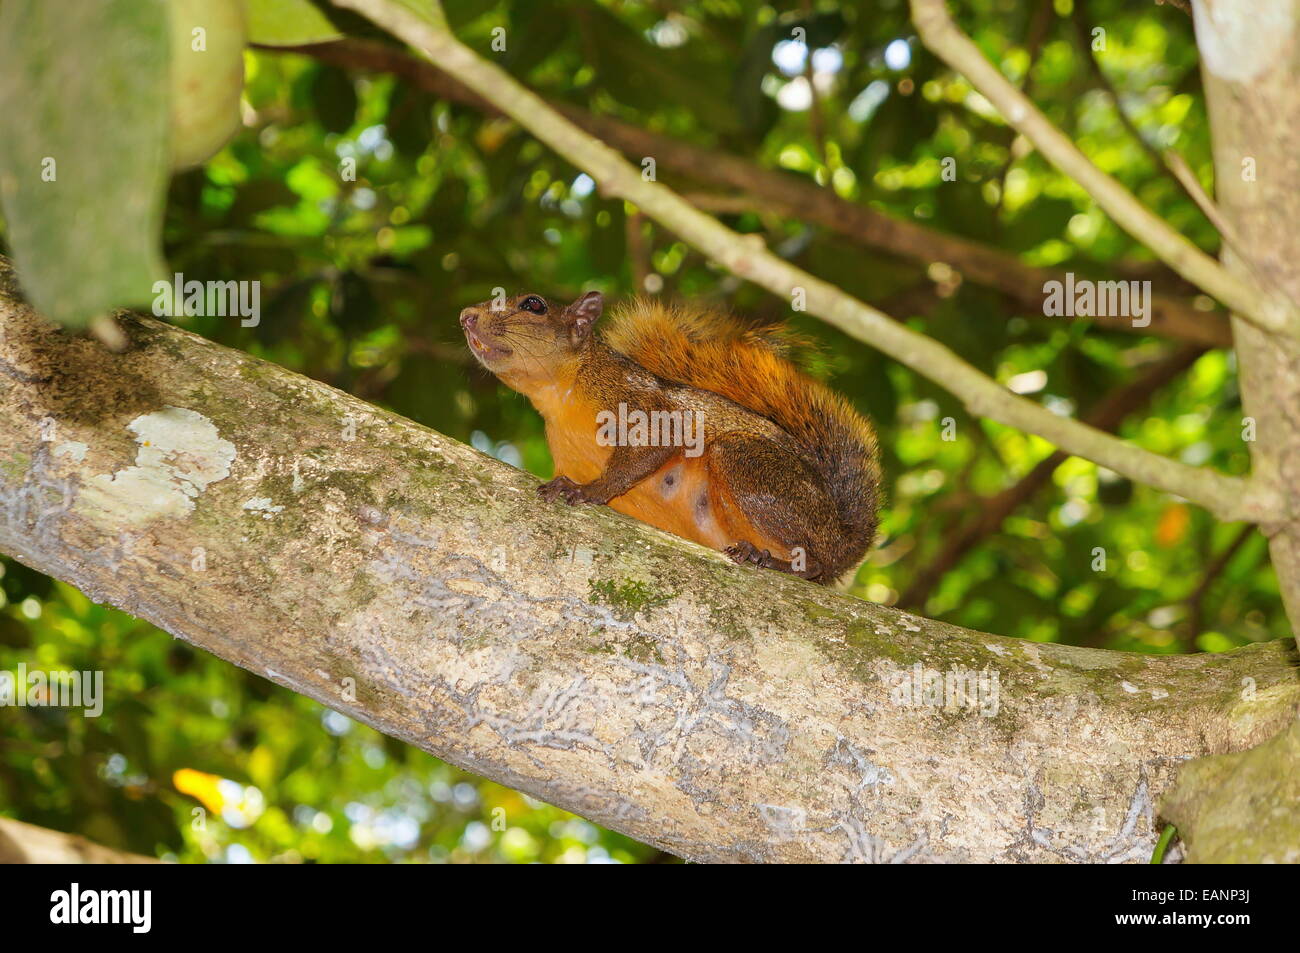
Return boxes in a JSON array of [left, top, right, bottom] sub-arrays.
[[79, 406, 236, 526]]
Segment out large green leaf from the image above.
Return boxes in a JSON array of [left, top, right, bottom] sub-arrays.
[[241, 0, 441, 47], [310, 65, 359, 133], [242, 0, 344, 46], [0, 0, 170, 328]]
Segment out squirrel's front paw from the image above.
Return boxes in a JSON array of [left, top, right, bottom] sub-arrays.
[[538, 476, 596, 505]]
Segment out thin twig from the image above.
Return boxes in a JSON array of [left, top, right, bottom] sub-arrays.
[[1160, 149, 1242, 249], [992, 0, 1054, 216], [626, 210, 651, 291], [1070, 6, 1247, 259], [800, 0, 829, 168], [1071, 5, 1172, 177], [1185, 523, 1256, 643], [910, 0, 1296, 339]]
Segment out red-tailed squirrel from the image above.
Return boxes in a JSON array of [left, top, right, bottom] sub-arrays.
[[459, 291, 880, 584]]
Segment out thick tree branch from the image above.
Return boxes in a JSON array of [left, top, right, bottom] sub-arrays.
[[910, 0, 1299, 340], [1193, 0, 1300, 629], [266, 36, 1232, 349], [330, 0, 1275, 523], [0, 818, 157, 864], [1, 260, 1297, 862]]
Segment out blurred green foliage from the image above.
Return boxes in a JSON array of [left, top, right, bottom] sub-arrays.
[[0, 0, 1285, 862]]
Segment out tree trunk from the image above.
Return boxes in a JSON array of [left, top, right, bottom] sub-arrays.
[[1, 259, 1296, 862], [1196, 0, 1300, 626]]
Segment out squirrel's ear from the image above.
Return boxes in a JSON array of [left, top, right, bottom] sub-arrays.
[[567, 291, 603, 342]]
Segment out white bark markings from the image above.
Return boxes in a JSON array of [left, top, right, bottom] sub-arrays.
[[81, 407, 235, 525]]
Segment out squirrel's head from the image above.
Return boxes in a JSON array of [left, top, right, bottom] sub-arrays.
[[459, 291, 603, 379]]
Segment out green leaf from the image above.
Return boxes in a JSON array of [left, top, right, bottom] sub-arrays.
[[0, 0, 170, 328], [241, 0, 344, 46], [387, 83, 434, 157], [310, 65, 358, 134], [391, 0, 445, 27]]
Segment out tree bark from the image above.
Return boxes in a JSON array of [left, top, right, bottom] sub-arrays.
[[1196, 0, 1300, 627], [0, 818, 157, 864], [0, 260, 1296, 862], [1151, 2, 1300, 856]]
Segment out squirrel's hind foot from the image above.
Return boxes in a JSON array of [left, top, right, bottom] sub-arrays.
[[725, 540, 771, 567], [726, 540, 827, 582], [538, 476, 598, 505]]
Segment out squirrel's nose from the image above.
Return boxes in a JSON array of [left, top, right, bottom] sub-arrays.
[[459, 308, 478, 330]]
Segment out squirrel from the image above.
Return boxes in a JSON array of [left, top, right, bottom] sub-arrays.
[[459, 290, 881, 584]]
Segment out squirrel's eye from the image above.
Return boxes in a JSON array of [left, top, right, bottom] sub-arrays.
[[520, 295, 547, 314]]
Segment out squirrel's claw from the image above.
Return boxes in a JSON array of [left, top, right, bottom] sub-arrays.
[[725, 540, 770, 567], [538, 476, 596, 505]]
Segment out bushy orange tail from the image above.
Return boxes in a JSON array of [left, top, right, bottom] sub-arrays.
[[603, 299, 880, 574]]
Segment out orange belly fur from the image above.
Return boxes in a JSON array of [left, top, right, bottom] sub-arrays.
[[544, 410, 788, 557]]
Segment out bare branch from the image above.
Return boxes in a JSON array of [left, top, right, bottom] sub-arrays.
[[910, 0, 1299, 339], [1072, 5, 1201, 200], [1162, 149, 1243, 249], [330, 0, 1277, 522]]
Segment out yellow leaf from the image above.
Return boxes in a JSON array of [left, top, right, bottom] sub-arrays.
[[173, 768, 225, 815]]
